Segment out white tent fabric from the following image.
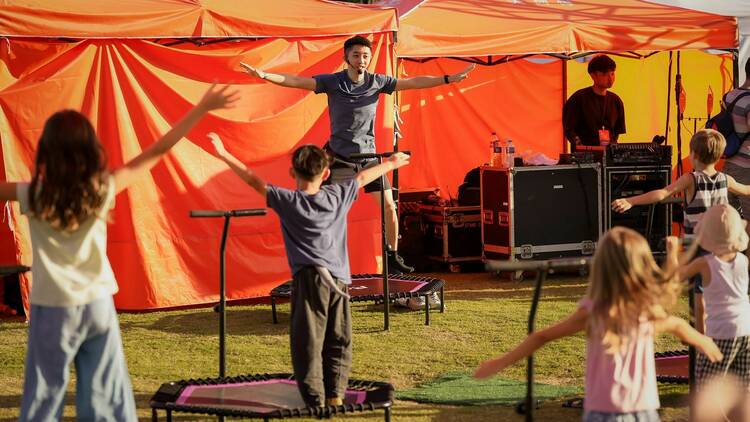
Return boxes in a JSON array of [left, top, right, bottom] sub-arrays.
[[647, 0, 750, 83]]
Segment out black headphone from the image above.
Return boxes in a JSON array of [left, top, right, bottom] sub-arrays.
[[651, 135, 666, 145]]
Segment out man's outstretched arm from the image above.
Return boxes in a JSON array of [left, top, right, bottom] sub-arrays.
[[395, 63, 476, 91], [240, 63, 316, 91]]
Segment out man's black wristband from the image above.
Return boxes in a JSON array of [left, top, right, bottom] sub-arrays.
[[443, 75, 449, 84]]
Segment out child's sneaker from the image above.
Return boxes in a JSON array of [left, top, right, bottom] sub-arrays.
[[326, 397, 343, 406]]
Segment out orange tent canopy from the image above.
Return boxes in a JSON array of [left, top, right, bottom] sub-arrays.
[[0, 1, 399, 312], [0, 0, 398, 38], [378, 0, 736, 57], [382, 0, 736, 202]]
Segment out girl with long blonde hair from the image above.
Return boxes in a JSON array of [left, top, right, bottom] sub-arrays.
[[475, 227, 723, 421]]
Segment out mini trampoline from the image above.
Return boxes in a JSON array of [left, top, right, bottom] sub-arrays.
[[655, 349, 689, 384], [150, 373, 394, 421], [270, 273, 445, 326]]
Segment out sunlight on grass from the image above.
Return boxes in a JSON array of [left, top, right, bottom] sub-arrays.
[[0, 272, 690, 421]]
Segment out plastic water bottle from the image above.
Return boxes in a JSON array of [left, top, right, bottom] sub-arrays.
[[490, 132, 501, 166], [499, 139, 508, 168], [505, 139, 515, 168]]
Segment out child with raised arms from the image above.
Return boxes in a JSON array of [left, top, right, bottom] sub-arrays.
[[0, 84, 239, 420], [475, 227, 722, 421]]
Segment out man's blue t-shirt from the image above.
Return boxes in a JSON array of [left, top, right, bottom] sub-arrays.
[[314, 70, 397, 158], [266, 178, 359, 283]]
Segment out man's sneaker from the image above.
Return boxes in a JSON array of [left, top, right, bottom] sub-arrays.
[[387, 250, 414, 273], [403, 293, 443, 311], [428, 291, 443, 310], [395, 297, 409, 308], [406, 296, 426, 310]]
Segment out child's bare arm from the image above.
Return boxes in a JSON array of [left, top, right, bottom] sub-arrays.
[[0, 183, 18, 201], [113, 84, 240, 194], [474, 307, 588, 379], [655, 316, 722, 362], [727, 175, 750, 196], [680, 257, 710, 286], [611, 174, 691, 213], [355, 153, 410, 189], [695, 294, 706, 335], [208, 133, 267, 197], [664, 236, 681, 273]]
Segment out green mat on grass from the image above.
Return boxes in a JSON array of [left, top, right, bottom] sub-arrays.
[[397, 373, 581, 406]]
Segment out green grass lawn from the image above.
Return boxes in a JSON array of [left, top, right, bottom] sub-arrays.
[[0, 272, 692, 421]]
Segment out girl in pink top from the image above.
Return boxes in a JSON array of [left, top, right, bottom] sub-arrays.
[[475, 227, 723, 421]]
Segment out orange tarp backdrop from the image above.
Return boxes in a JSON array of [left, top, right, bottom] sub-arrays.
[[378, 0, 737, 195], [0, 1, 398, 311], [397, 58, 564, 197]]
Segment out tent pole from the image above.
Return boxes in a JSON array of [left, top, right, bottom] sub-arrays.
[[734, 49, 740, 89], [675, 51, 683, 177], [392, 31, 400, 212], [665, 51, 673, 139], [385, 29, 399, 332], [674, 50, 696, 418], [562, 58, 568, 153]]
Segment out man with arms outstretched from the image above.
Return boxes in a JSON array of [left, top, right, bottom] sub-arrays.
[[240, 35, 475, 273]]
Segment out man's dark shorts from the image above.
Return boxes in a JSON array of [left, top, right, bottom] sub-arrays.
[[325, 156, 391, 193]]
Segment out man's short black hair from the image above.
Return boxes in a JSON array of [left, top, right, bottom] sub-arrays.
[[344, 35, 372, 54], [588, 54, 616, 74], [292, 145, 330, 181], [745, 57, 750, 81]]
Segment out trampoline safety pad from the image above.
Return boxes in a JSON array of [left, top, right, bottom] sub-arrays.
[[150, 373, 394, 421]]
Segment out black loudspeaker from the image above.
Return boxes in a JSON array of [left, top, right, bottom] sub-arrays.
[[605, 166, 672, 252], [481, 164, 602, 261]]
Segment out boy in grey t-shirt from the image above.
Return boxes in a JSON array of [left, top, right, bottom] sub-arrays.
[[208, 132, 409, 407]]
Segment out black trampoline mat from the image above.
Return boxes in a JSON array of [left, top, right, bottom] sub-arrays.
[[347, 277, 427, 296], [175, 380, 366, 413]]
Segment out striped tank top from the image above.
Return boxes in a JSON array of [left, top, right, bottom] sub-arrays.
[[683, 171, 728, 235]]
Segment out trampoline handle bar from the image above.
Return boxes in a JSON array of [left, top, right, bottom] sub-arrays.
[[231, 208, 267, 217], [486, 257, 591, 272], [348, 151, 411, 160], [190, 209, 267, 218], [190, 210, 226, 218]]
